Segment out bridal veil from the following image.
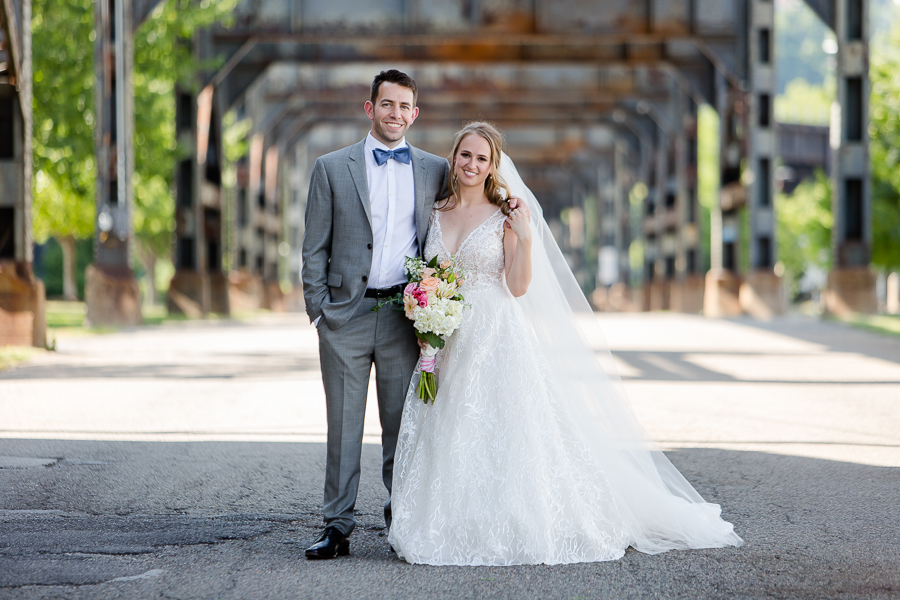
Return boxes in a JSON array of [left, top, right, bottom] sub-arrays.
[[500, 152, 743, 553]]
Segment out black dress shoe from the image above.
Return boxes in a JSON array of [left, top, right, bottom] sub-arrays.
[[305, 526, 350, 559]]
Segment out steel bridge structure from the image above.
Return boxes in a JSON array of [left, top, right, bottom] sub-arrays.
[[0, 0, 876, 342]]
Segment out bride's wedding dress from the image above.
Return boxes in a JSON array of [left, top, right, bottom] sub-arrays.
[[388, 158, 743, 566]]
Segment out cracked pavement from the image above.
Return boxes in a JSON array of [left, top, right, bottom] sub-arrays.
[[0, 313, 898, 599]]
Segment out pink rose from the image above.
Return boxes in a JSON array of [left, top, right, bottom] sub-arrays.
[[422, 267, 437, 278], [419, 276, 440, 294], [404, 282, 419, 296], [439, 260, 452, 270], [413, 289, 428, 307]]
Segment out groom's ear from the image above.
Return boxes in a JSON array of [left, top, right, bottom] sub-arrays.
[[364, 101, 375, 121]]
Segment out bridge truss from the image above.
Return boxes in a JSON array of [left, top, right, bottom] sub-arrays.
[[0, 0, 877, 341]]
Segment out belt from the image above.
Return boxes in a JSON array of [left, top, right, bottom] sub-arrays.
[[364, 284, 406, 299]]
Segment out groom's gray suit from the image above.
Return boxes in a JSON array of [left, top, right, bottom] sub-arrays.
[[302, 138, 449, 536]]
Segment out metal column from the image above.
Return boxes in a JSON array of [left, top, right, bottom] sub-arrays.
[[704, 71, 745, 317], [86, 0, 142, 326], [168, 82, 230, 316], [671, 89, 704, 313], [824, 0, 876, 314], [740, 0, 785, 317], [0, 0, 45, 347]]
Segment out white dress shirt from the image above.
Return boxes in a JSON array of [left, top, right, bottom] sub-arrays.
[[364, 132, 418, 289]]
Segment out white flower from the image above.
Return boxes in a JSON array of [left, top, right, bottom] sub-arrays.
[[436, 280, 458, 299], [412, 297, 465, 338]]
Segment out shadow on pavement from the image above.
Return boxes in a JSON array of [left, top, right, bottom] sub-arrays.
[[0, 353, 322, 380], [0, 438, 897, 599]]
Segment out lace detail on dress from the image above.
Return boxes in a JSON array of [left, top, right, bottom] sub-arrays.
[[425, 208, 506, 292], [389, 204, 741, 566], [390, 207, 631, 565]]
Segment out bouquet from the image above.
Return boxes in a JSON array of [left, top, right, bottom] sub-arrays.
[[376, 255, 466, 403]]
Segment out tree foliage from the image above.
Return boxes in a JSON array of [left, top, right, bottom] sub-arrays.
[[31, 0, 96, 244], [869, 19, 900, 271], [31, 0, 238, 301], [776, 171, 832, 299], [774, 77, 834, 126], [133, 0, 239, 261]]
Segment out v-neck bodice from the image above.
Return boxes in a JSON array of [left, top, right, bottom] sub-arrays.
[[426, 208, 507, 292]]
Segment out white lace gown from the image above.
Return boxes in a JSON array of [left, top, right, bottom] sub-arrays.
[[388, 208, 741, 566]]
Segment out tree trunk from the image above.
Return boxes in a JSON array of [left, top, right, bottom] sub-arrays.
[[59, 235, 78, 301]]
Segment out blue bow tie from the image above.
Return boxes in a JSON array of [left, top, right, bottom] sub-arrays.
[[372, 146, 411, 166]]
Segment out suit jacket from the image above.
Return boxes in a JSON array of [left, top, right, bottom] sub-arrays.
[[301, 138, 450, 330]]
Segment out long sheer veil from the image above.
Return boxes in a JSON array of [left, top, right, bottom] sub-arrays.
[[500, 152, 743, 553]]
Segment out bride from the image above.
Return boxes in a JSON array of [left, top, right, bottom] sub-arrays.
[[387, 122, 743, 566]]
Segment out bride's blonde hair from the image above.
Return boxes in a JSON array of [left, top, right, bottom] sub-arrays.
[[439, 122, 512, 216]]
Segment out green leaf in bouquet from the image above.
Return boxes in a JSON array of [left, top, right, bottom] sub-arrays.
[[416, 331, 445, 349], [371, 294, 403, 312], [427, 255, 439, 269]]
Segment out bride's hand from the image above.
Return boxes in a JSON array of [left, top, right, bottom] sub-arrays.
[[506, 206, 532, 242], [505, 197, 530, 229]]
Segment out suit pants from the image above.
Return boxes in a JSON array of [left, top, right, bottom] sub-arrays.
[[317, 297, 420, 536]]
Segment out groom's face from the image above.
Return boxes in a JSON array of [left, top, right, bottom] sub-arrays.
[[364, 82, 419, 148]]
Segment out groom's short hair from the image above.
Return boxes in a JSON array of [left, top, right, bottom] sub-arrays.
[[371, 70, 418, 106]]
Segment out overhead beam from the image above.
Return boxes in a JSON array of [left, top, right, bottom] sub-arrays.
[[213, 31, 736, 47]]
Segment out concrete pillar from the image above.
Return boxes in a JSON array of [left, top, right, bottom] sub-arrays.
[[824, 0, 876, 315], [0, 0, 45, 347], [705, 71, 744, 318], [740, 0, 785, 319], [86, 0, 142, 327]]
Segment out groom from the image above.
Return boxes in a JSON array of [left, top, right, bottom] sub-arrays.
[[301, 70, 449, 559]]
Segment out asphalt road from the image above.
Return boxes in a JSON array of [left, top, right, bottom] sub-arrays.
[[1, 313, 898, 599]]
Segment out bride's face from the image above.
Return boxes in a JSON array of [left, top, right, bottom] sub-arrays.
[[454, 134, 492, 190]]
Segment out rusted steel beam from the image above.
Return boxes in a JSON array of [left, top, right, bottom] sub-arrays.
[[213, 31, 736, 47], [262, 88, 671, 106], [0, 0, 23, 85]]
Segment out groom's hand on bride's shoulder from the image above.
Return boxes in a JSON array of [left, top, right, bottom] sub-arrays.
[[505, 197, 530, 228]]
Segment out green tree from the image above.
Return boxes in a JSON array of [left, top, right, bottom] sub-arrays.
[[132, 0, 238, 304], [774, 77, 834, 126], [869, 19, 900, 272], [776, 171, 832, 300], [31, 0, 96, 300]]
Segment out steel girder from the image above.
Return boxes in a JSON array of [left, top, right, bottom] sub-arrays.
[[0, 0, 44, 347], [181, 0, 871, 314]]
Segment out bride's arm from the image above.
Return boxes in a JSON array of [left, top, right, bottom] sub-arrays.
[[503, 208, 532, 297]]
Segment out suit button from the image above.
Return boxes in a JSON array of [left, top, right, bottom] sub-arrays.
[[362, 275, 368, 283], [367, 243, 372, 250]]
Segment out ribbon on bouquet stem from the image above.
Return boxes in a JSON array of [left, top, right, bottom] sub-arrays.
[[417, 344, 439, 404]]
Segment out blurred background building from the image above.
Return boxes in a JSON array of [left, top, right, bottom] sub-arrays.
[[5, 0, 900, 344]]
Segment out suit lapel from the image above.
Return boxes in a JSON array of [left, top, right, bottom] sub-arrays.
[[347, 140, 373, 230], [409, 145, 430, 255]]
